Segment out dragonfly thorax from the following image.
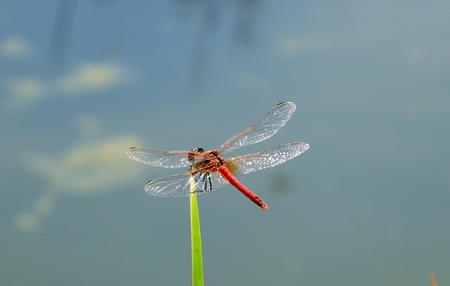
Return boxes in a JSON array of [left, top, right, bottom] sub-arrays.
[[188, 149, 225, 176]]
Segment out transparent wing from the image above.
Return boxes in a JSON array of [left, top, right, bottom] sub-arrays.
[[144, 171, 230, 198], [145, 173, 191, 197], [127, 147, 191, 168], [191, 171, 230, 194], [219, 102, 297, 153], [228, 142, 309, 176]]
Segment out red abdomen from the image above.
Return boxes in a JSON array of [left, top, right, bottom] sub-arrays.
[[218, 165, 268, 210]]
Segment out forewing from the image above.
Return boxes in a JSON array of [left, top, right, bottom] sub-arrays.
[[220, 102, 297, 153], [144, 171, 230, 197], [228, 142, 309, 176], [127, 147, 190, 168]]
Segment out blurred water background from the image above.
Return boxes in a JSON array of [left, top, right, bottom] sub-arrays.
[[1, 1, 449, 285]]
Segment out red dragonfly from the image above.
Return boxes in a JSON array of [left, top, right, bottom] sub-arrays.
[[127, 102, 309, 210]]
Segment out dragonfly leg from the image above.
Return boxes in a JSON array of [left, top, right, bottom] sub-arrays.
[[203, 172, 208, 191], [207, 173, 213, 191], [200, 172, 206, 182]]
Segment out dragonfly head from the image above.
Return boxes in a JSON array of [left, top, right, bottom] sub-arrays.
[[188, 147, 205, 163]]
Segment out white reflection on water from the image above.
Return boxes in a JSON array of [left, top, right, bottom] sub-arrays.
[[3, 61, 131, 111], [14, 135, 143, 232], [0, 35, 31, 59]]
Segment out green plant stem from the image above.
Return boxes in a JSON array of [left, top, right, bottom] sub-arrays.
[[190, 177, 204, 286]]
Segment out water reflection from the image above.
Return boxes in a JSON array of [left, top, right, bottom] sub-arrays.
[[3, 61, 129, 112], [174, 0, 263, 96], [50, 0, 119, 68], [233, 0, 262, 46], [50, 0, 77, 68], [14, 135, 142, 232], [269, 173, 294, 195]]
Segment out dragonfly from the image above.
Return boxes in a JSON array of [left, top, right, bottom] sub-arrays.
[[127, 102, 309, 210]]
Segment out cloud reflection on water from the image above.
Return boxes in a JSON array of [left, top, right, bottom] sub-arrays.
[[3, 61, 131, 111], [14, 135, 143, 232]]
